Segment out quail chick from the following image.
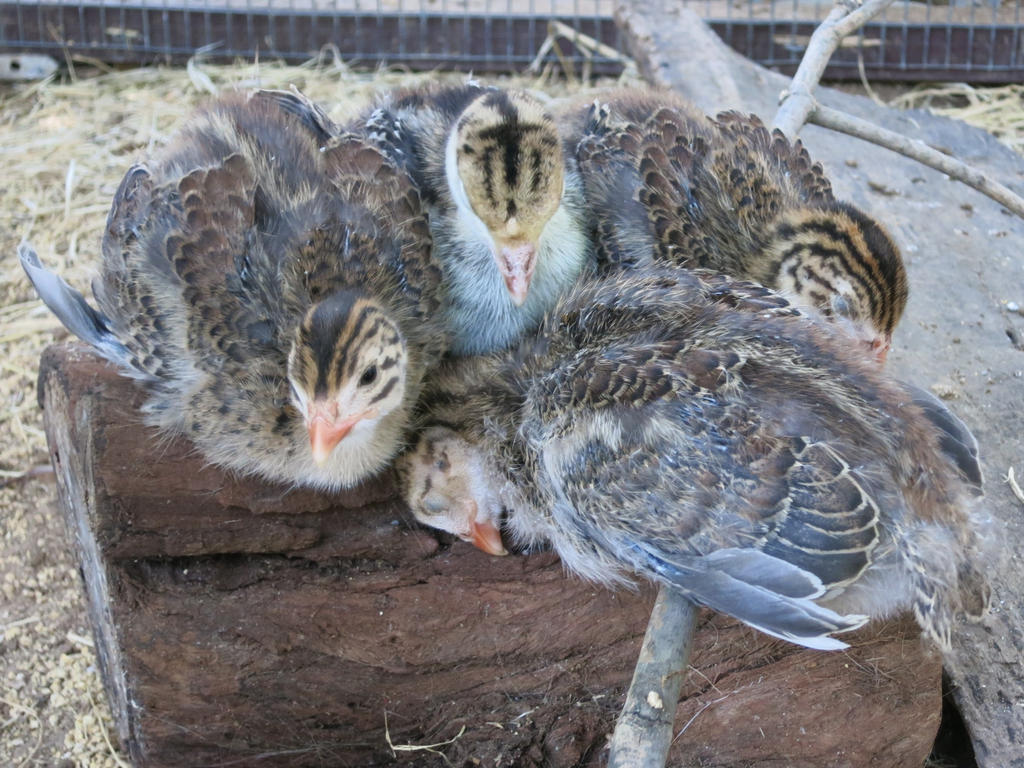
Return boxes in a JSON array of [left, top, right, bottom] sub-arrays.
[[22, 90, 447, 490], [560, 89, 908, 360], [399, 270, 989, 651], [364, 82, 590, 355]]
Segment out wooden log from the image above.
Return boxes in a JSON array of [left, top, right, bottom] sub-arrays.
[[39, 341, 942, 767]]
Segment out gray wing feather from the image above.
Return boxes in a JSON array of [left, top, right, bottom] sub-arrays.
[[904, 383, 982, 490], [701, 548, 828, 599], [251, 89, 337, 145], [19, 242, 145, 377], [632, 544, 868, 651]]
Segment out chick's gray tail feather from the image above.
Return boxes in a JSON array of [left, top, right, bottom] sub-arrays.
[[19, 242, 137, 373], [903, 383, 983, 490], [633, 545, 868, 651]]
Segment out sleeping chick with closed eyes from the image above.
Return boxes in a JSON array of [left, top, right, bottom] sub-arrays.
[[22, 90, 447, 490], [398, 269, 989, 652], [363, 82, 590, 355]]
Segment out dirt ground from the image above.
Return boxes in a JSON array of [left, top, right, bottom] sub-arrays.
[[1, 58, 1021, 766]]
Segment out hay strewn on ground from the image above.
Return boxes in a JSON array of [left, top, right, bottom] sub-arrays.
[[890, 83, 1024, 156], [0, 55, 1020, 765]]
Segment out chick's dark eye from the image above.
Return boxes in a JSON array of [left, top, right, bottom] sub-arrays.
[[359, 366, 378, 387], [832, 295, 854, 319]]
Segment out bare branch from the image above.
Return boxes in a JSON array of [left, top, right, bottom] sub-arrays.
[[773, 0, 897, 137], [830, 0, 899, 39], [771, 0, 1024, 222], [607, 588, 699, 768], [809, 103, 1024, 220]]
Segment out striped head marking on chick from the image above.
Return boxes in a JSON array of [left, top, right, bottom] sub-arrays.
[[767, 202, 908, 362], [445, 89, 565, 306], [288, 290, 408, 466]]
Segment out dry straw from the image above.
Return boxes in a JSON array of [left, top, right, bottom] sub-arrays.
[[889, 82, 1024, 156]]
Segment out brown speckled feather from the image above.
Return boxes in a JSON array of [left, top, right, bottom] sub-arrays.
[[713, 110, 834, 210], [169, 154, 267, 370], [572, 92, 834, 273], [93, 164, 171, 381], [318, 134, 445, 344]]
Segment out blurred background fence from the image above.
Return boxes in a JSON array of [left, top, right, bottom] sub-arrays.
[[1, 0, 1022, 82]]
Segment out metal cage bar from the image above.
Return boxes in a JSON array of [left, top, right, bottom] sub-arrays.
[[1, 0, 1022, 81]]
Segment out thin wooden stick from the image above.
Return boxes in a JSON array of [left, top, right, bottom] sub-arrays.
[[607, 588, 699, 768], [809, 102, 1024, 220], [772, 0, 1024, 222], [773, 0, 897, 137]]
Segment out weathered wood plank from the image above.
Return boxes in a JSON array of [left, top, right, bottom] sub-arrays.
[[40, 342, 942, 766]]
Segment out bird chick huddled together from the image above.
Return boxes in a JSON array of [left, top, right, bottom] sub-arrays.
[[23, 82, 989, 655], [557, 89, 909, 360], [22, 89, 448, 490], [364, 82, 592, 354], [399, 269, 988, 651], [391, 85, 987, 652]]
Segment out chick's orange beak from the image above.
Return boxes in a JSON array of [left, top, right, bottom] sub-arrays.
[[470, 518, 508, 556], [496, 241, 537, 307], [308, 401, 366, 466], [870, 333, 892, 365], [458, 501, 507, 556]]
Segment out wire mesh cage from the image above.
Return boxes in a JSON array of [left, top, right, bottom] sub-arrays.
[[1, 0, 1022, 82]]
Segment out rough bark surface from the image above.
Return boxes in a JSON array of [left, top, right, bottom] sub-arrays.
[[39, 342, 941, 767], [614, 4, 1024, 765]]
